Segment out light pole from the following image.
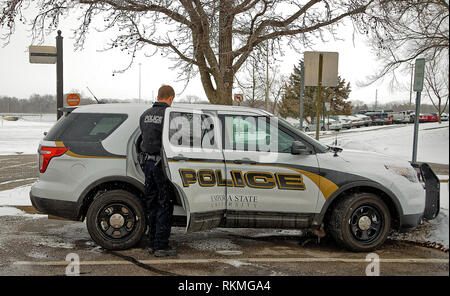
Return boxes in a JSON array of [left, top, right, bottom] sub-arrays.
[[138, 63, 142, 103]]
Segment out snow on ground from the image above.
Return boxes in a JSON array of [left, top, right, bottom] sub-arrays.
[[390, 183, 449, 248], [320, 122, 449, 164], [0, 184, 33, 206], [0, 184, 35, 216], [0, 114, 56, 155]]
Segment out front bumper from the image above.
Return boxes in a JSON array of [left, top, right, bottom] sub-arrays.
[[418, 163, 440, 220], [399, 163, 440, 231]]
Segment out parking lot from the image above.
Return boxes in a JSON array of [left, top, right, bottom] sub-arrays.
[[0, 214, 448, 276]]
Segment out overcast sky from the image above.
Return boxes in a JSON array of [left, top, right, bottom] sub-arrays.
[[0, 10, 423, 106]]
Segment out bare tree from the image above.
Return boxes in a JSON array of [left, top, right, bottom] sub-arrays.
[[1, 0, 377, 105], [235, 38, 282, 111], [363, 0, 449, 86], [180, 94, 203, 104], [424, 56, 449, 123]]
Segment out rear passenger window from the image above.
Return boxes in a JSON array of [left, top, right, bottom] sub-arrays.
[[169, 112, 216, 148], [44, 113, 128, 142]]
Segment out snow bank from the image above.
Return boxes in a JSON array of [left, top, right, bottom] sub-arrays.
[[0, 184, 32, 206]]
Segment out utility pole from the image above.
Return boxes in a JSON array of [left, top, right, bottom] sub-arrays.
[[265, 40, 270, 111], [374, 89, 378, 110], [138, 63, 142, 103]]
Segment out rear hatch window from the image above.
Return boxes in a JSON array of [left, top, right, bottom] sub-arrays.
[[44, 113, 128, 142]]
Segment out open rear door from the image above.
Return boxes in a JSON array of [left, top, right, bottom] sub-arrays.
[[161, 106, 226, 232]]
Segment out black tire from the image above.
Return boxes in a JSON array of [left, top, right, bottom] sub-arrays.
[[86, 189, 146, 250], [328, 192, 391, 252], [305, 127, 310, 132]]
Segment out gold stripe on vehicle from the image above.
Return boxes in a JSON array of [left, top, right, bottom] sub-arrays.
[[55, 141, 126, 159]]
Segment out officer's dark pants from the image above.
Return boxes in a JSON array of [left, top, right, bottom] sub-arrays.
[[143, 160, 174, 250]]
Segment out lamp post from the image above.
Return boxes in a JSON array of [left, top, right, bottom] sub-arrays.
[[138, 63, 142, 103]]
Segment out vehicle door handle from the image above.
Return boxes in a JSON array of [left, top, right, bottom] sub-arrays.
[[233, 159, 257, 165], [172, 155, 189, 161]]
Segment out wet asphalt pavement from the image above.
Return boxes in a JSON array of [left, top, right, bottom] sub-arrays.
[[0, 215, 448, 276]]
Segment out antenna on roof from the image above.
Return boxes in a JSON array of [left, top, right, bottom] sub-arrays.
[[86, 87, 102, 104]]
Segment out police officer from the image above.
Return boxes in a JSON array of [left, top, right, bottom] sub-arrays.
[[139, 85, 176, 257]]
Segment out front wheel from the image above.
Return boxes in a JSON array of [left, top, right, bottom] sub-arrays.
[[86, 189, 146, 250], [328, 193, 391, 252]]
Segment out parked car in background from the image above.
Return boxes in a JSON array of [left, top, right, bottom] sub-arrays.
[[365, 111, 391, 125], [304, 118, 342, 132], [383, 113, 394, 125], [441, 113, 448, 121], [330, 115, 352, 129], [354, 114, 371, 127], [392, 111, 411, 124], [419, 113, 439, 123], [347, 115, 364, 128]]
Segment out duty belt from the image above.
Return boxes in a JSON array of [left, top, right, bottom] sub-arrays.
[[143, 153, 161, 162]]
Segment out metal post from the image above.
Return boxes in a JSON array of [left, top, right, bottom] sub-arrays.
[[56, 30, 63, 120], [315, 54, 323, 140], [299, 61, 305, 130], [409, 63, 413, 108], [412, 91, 421, 164]]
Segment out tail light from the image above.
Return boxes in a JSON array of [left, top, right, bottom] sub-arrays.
[[38, 146, 68, 173]]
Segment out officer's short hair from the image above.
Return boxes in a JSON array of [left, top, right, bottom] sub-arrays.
[[158, 85, 175, 100]]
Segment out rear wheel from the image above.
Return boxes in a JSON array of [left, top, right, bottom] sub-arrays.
[[86, 190, 146, 250], [328, 192, 391, 252]]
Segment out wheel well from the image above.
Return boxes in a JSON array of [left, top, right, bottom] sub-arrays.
[[78, 180, 183, 221], [323, 186, 401, 230], [78, 181, 144, 221]]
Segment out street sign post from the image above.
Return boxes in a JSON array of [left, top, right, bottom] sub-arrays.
[[413, 58, 425, 92], [304, 51, 339, 140], [29, 46, 57, 64], [29, 31, 64, 119], [65, 93, 81, 107], [299, 61, 305, 130], [234, 94, 244, 106], [412, 58, 425, 165], [304, 52, 339, 87]]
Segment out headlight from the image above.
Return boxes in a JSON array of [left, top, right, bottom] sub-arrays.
[[385, 165, 419, 183]]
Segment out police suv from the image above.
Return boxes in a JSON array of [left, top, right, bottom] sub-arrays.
[[30, 103, 440, 252]]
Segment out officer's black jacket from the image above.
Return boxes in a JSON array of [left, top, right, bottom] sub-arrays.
[[139, 102, 170, 155]]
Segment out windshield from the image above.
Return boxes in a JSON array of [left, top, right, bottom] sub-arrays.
[[277, 117, 328, 153]]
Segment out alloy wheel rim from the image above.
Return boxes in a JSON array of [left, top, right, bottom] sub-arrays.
[[97, 203, 136, 240]]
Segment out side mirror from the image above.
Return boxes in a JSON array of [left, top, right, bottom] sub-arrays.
[[291, 141, 308, 155]]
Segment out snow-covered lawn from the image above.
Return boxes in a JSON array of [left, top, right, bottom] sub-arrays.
[[0, 115, 56, 155], [320, 122, 449, 164]]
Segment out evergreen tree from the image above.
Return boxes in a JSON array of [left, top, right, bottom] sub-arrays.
[[279, 61, 352, 121]]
